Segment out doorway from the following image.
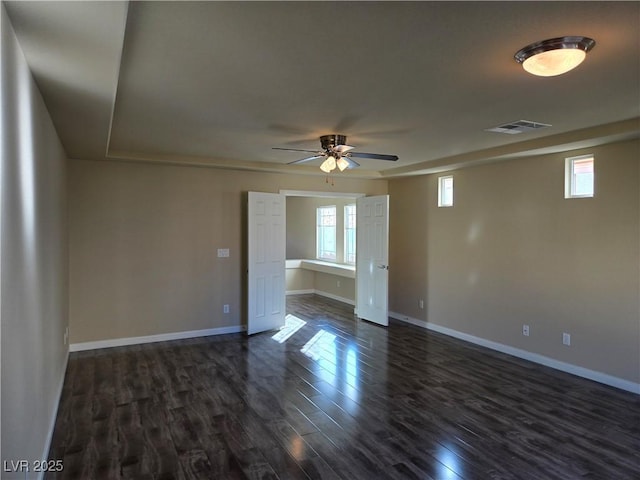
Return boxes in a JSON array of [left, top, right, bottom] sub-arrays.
[[283, 190, 363, 309], [247, 190, 389, 335]]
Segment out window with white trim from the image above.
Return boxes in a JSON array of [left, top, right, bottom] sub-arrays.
[[316, 205, 337, 261], [565, 155, 594, 198], [438, 175, 454, 207], [344, 204, 357, 265]]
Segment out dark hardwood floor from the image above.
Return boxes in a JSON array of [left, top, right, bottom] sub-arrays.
[[47, 294, 640, 479]]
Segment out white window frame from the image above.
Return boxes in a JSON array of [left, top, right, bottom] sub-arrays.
[[565, 154, 594, 198], [344, 204, 357, 265], [438, 175, 454, 207], [316, 205, 337, 261]]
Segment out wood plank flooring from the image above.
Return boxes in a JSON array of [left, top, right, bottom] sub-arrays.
[[47, 295, 640, 479]]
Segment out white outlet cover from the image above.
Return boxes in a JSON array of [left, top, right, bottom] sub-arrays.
[[217, 248, 230, 258]]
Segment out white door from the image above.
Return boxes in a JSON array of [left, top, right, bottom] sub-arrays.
[[247, 192, 286, 335], [356, 195, 389, 326]]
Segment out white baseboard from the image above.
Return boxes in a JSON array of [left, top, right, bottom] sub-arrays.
[[69, 325, 245, 352], [287, 289, 315, 295], [287, 289, 355, 306], [315, 290, 356, 306], [40, 348, 69, 479], [389, 311, 640, 395]]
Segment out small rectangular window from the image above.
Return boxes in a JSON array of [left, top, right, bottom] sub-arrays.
[[438, 175, 454, 207], [565, 155, 594, 198], [344, 204, 357, 265], [317, 205, 336, 261]]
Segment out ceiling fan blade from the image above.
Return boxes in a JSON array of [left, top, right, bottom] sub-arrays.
[[344, 157, 360, 169], [334, 144, 355, 153], [273, 147, 322, 154], [349, 151, 399, 161], [287, 155, 325, 165]]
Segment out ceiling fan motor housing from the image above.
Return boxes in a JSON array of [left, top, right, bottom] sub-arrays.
[[320, 134, 347, 151]]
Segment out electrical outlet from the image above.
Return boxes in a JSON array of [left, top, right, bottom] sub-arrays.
[[563, 332, 571, 346], [419, 299, 424, 309], [64, 326, 69, 345], [522, 325, 530, 336], [217, 248, 230, 258], [337, 280, 341, 287], [223, 304, 230, 314]]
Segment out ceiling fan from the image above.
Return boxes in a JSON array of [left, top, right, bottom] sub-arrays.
[[273, 134, 399, 172]]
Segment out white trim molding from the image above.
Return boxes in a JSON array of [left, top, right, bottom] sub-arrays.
[[70, 325, 245, 352], [389, 311, 640, 395], [280, 189, 365, 199], [316, 291, 356, 306], [287, 289, 315, 296]]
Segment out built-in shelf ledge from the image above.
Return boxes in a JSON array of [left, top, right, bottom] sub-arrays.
[[286, 259, 355, 279]]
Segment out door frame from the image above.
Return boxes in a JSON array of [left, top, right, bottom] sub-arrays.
[[280, 190, 366, 200]]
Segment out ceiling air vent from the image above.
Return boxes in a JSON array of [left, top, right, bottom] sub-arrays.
[[486, 120, 551, 134]]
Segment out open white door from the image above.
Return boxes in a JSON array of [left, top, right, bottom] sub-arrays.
[[356, 195, 389, 326], [247, 192, 286, 335]]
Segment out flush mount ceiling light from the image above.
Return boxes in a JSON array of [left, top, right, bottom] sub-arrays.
[[515, 36, 595, 77]]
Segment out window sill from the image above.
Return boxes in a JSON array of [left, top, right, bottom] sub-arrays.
[[286, 259, 355, 279]]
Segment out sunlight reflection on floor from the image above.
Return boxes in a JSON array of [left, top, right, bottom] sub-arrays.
[[271, 314, 306, 343]]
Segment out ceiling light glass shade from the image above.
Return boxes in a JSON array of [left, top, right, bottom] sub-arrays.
[[523, 49, 586, 76], [336, 157, 349, 171], [515, 36, 595, 77], [320, 156, 336, 173]]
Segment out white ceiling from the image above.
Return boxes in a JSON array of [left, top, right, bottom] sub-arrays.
[[5, 1, 640, 178]]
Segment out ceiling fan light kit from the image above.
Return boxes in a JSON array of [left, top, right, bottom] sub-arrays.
[[336, 157, 349, 171], [515, 36, 596, 77], [274, 134, 399, 174], [320, 156, 336, 173]]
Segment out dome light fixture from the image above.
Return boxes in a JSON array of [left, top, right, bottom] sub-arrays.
[[515, 36, 595, 77]]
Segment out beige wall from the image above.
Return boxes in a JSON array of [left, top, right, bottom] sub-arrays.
[[389, 177, 429, 319], [286, 267, 315, 292], [315, 272, 355, 303], [1, 6, 69, 477], [390, 139, 640, 384], [69, 160, 386, 343], [286, 196, 317, 259], [286, 267, 356, 303]]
